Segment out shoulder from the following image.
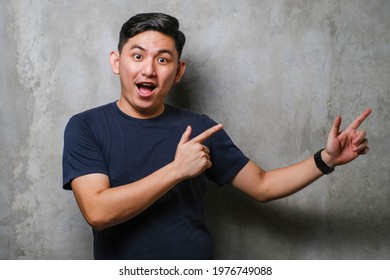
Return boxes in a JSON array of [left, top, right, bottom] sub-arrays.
[[66, 102, 115, 129], [64, 102, 117, 143], [70, 102, 114, 122]]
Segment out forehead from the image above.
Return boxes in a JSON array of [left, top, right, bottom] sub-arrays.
[[124, 31, 178, 56]]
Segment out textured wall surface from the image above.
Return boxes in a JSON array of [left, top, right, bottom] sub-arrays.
[[1, 0, 389, 259]]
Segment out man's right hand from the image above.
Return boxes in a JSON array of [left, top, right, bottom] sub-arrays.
[[173, 124, 223, 179]]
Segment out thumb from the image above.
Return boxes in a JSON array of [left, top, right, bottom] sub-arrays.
[[178, 125, 192, 145], [329, 116, 342, 139]]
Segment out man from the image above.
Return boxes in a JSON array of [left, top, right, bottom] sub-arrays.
[[62, 13, 371, 259]]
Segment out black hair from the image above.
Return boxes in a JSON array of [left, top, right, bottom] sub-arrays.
[[118, 12, 186, 59]]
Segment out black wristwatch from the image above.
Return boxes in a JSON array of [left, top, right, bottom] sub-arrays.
[[314, 149, 334, 174]]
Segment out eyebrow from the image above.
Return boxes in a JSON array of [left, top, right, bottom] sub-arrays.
[[130, 45, 174, 57]]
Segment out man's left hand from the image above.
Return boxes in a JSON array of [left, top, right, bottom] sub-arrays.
[[323, 108, 372, 168]]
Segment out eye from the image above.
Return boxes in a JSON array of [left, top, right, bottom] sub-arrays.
[[158, 57, 167, 63], [133, 54, 142, 60]]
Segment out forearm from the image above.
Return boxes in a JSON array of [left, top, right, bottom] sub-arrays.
[[259, 156, 324, 201], [232, 155, 325, 202], [72, 162, 183, 231]]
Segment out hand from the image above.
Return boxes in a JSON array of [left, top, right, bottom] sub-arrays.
[[173, 124, 223, 179], [324, 108, 372, 167]]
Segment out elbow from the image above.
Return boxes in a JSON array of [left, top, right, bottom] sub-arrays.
[[254, 193, 274, 203], [253, 176, 274, 203], [253, 183, 277, 203], [90, 221, 108, 232], [254, 185, 289, 203], [256, 197, 272, 203], [83, 211, 111, 231], [83, 206, 137, 231]]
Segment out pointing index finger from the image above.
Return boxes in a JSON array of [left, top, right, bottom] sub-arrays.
[[348, 108, 372, 130], [191, 124, 224, 144]]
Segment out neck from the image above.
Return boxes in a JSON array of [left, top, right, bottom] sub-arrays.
[[116, 100, 165, 119]]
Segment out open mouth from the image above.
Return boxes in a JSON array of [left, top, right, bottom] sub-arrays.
[[136, 82, 156, 97]]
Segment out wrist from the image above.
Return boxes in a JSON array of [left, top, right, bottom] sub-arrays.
[[314, 149, 335, 174], [320, 149, 336, 169], [166, 161, 186, 184]]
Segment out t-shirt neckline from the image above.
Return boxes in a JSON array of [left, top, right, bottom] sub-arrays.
[[112, 101, 170, 124]]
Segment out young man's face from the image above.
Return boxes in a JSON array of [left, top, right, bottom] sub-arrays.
[[110, 30, 186, 118]]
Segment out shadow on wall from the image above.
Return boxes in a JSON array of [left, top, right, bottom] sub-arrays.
[[166, 57, 211, 111], [204, 183, 389, 260]]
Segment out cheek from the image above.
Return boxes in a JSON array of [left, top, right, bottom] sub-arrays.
[[120, 61, 139, 76], [160, 68, 178, 86]]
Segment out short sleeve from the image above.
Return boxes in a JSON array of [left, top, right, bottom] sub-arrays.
[[204, 118, 249, 186], [62, 115, 109, 190]]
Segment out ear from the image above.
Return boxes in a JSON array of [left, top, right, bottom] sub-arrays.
[[109, 51, 120, 75], [174, 60, 186, 83]]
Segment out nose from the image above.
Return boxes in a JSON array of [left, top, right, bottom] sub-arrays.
[[142, 59, 156, 77]]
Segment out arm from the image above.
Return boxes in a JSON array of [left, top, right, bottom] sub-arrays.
[[72, 124, 223, 231], [231, 109, 372, 202]]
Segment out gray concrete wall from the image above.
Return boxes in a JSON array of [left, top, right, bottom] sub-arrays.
[[1, 0, 389, 259]]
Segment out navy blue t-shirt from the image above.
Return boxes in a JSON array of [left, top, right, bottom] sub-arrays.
[[62, 102, 249, 259]]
